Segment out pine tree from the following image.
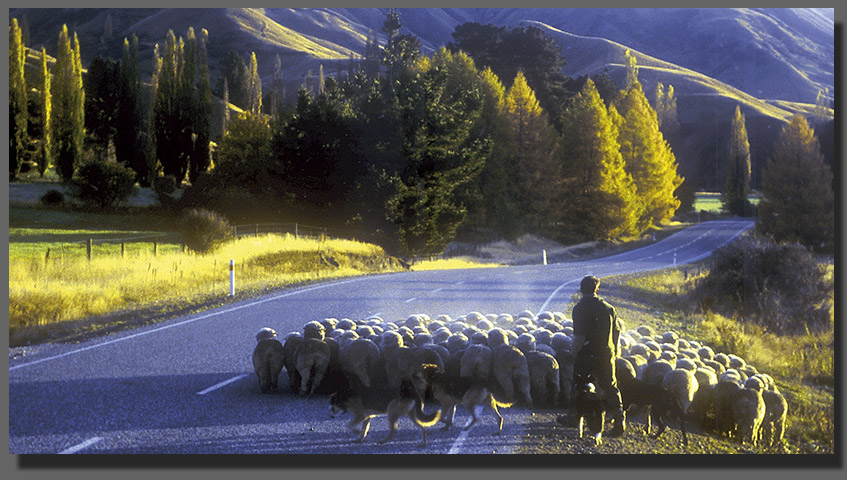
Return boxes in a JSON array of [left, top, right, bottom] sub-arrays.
[[53, 25, 85, 181], [758, 114, 834, 252], [247, 51, 262, 115], [9, 18, 29, 180], [613, 79, 682, 230], [722, 105, 751, 216], [559, 79, 639, 240], [504, 70, 559, 230], [37, 47, 52, 177]]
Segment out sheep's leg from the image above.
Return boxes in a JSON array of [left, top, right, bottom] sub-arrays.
[[440, 404, 456, 429]]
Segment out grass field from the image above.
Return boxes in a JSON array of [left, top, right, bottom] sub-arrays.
[[693, 192, 761, 214]]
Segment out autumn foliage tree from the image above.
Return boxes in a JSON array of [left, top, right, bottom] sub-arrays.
[[758, 114, 834, 253]]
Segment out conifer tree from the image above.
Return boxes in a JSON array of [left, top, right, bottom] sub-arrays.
[[613, 79, 682, 230], [37, 47, 52, 177], [559, 79, 639, 240], [504, 70, 559, 230], [722, 105, 751, 216], [9, 18, 29, 180], [53, 25, 85, 181], [758, 114, 834, 252]]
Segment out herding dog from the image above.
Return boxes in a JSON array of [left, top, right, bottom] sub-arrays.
[[329, 376, 441, 447], [572, 372, 606, 446], [421, 363, 511, 434], [252, 327, 285, 393], [618, 374, 688, 446]]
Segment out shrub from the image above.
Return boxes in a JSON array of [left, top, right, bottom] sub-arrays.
[[153, 175, 177, 195], [72, 161, 137, 207], [694, 234, 832, 334], [40, 189, 65, 206], [181, 208, 234, 254]]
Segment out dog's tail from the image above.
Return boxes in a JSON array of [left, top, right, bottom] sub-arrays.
[[413, 397, 442, 427]]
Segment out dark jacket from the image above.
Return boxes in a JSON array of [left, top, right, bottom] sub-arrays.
[[572, 294, 621, 357]]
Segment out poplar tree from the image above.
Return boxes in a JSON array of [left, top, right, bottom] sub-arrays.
[[758, 114, 834, 252], [247, 51, 262, 115], [153, 30, 186, 180], [116, 35, 145, 182], [504, 70, 558, 230], [37, 47, 52, 177], [53, 25, 85, 181], [9, 18, 29, 180], [613, 80, 682, 230], [722, 105, 751, 216], [190, 28, 212, 183], [559, 79, 639, 240], [654, 82, 680, 137]]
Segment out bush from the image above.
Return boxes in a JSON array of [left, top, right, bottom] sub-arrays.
[[181, 208, 234, 254], [72, 161, 137, 207], [694, 234, 833, 334], [153, 175, 177, 195], [40, 189, 65, 206]]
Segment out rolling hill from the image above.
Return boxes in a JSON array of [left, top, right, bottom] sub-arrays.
[[10, 7, 835, 190]]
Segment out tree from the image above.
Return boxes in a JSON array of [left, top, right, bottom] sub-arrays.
[[9, 18, 29, 180], [52, 25, 85, 181], [722, 105, 751, 216], [84, 56, 121, 161], [214, 112, 275, 196], [190, 28, 212, 183], [37, 47, 52, 177], [559, 79, 639, 240], [247, 51, 262, 115], [654, 82, 680, 137], [265, 53, 285, 119], [613, 79, 682, 230], [758, 115, 834, 252], [115, 35, 147, 183], [215, 50, 249, 109], [385, 48, 492, 255], [504, 70, 559, 230]]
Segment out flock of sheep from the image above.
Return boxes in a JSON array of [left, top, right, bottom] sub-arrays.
[[252, 309, 788, 450]]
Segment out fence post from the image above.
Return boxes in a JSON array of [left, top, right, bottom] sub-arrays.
[[45, 247, 50, 266], [542, 249, 547, 265], [121, 242, 125, 258], [295, 223, 298, 238], [87, 239, 92, 261], [255, 224, 259, 237], [153, 240, 158, 256]]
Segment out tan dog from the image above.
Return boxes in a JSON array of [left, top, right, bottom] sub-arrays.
[[421, 363, 510, 434]]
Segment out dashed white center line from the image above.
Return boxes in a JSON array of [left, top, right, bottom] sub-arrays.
[[59, 436, 103, 454], [197, 374, 249, 395], [454, 281, 464, 286], [404, 297, 417, 303], [432, 288, 444, 293]]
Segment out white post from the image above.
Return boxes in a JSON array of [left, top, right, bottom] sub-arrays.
[[543, 249, 547, 265], [229, 259, 235, 296], [673, 253, 677, 266]]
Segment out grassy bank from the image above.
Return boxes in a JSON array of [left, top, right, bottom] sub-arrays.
[[9, 232, 404, 346], [594, 267, 835, 453]]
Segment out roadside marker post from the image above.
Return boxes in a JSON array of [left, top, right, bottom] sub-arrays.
[[543, 249, 547, 265], [229, 259, 235, 296]]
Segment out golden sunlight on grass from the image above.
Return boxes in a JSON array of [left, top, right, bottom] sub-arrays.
[[410, 257, 502, 271], [8, 234, 397, 338]]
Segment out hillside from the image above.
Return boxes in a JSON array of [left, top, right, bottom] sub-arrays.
[[11, 7, 834, 191]]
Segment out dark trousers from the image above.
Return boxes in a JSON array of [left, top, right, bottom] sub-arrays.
[[574, 351, 624, 416]]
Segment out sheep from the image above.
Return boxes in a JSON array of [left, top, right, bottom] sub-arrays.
[[476, 318, 494, 332], [744, 376, 766, 392], [320, 318, 338, 333], [661, 368, 699, 414], [713, 353, 730, 369], [624, 354, 649, 378], [697, 346, 715, 361], [615, 357, 637, 383], [356, 325, 375, 339], [469, 331, 488, 345], [703, 359, 726, 375], [526, 350, 560, 407], [659, 351, 678, 364], [661, 331, 680, 347], [713, 379, 742, 439], [487, 328, 510, 348], [675, 357, 697, 372], [731, 386, 766, 447], [459, 343, 493, 379], [514, 333, 536, 355], [694, 367, 718, 390], [636, 325, 655, 337], [627, 343, 649, 358], [252, 327, 285, 394], [550, 332, 572, 353], [642, 360, 674, 385], [339, 337, 381, 387], [691, 383, 716, 433], [727, 354, 746, 370], [335, 318, 357, 331], [761, 389, 788, 450], [413, 333, 433, 347], [489, 344, 533, 407]]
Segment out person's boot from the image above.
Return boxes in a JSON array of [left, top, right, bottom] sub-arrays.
[[608, 409, 626, 437]]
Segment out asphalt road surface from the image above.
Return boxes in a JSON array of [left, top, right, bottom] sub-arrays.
[[8, 219, 754, 455]]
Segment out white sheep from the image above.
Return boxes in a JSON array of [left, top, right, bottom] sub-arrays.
[[662, 368, 699, 414]]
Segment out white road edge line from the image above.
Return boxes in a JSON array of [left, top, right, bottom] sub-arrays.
[[59, 437, 104, 454], [10, 277, 371, 371], [197, 374, 249, 395]]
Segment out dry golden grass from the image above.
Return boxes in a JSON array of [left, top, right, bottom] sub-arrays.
[[9, 234, 395, 336], [410, 257, 502, 271]]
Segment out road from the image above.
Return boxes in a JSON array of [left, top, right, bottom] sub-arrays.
[[8, 219, 754, 455]]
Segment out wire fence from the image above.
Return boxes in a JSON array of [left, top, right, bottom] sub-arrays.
[[40, 223, 339, 263]]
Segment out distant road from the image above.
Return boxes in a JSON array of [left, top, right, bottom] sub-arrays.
[[9, 219, 754, 455]]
